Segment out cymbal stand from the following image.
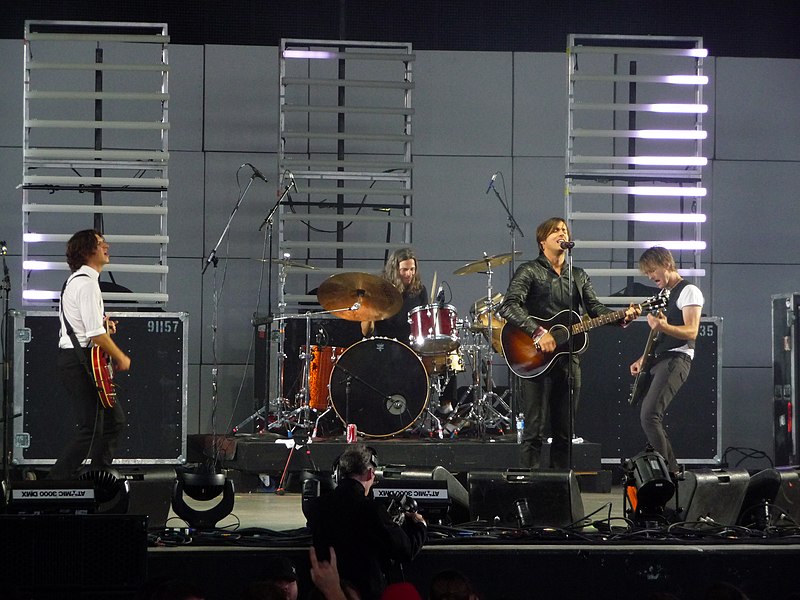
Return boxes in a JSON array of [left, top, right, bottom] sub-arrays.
[[232, 261, 292, 434], [459, 259, 511, 438], [272, 304, 361, 436]]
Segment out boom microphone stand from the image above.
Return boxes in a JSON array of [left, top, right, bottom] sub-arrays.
[[487, 172, 525, 417], [202, 164, 267, 464], [253, 171, 296, 428]]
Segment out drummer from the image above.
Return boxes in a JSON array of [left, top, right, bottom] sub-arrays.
[[361, 248, 456, 416], [360, 247, 427, 341]]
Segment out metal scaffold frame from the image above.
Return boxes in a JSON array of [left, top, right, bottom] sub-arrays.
[[565, 34, 708, 304], [278, 38, 415, 312], [22, 20, 170, 306]]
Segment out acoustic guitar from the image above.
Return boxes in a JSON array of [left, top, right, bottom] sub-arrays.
[[501, 290, 669, 379]]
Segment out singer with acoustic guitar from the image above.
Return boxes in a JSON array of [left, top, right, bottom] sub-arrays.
[[629, 246, 704, 476], [49, 230, 131, 481], [498, 217, 639, 469]]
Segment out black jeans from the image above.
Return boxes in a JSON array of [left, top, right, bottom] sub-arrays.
[[48, 349, 125, 480], [639, 352, 692, 472], [517, 355, 581, 469]]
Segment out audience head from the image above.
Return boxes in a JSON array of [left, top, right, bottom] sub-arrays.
[[429, 570, 480, 600]]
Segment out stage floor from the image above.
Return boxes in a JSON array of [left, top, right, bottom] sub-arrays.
[[150, 485, 800, 600]]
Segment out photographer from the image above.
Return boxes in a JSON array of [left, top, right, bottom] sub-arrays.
[[305, 445, 427, 600]]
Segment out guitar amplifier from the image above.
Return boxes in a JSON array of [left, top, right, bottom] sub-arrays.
[[10, 310, 188, 466], [577, 316, 721, 465]]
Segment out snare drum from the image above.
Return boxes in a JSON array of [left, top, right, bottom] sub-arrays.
[[408, 303, 459, 355], [302, 345, 345, 410], [329, 337, 429, 437]]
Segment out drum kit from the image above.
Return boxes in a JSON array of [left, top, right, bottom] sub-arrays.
[[263, 252, 518, 440]]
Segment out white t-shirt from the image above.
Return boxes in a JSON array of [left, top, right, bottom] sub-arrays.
[[670, 283, 704, 359], [58, 265, 106, 349]]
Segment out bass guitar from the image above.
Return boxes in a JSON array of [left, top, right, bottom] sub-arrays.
[[501, 290, 669, 379], [91, 346, 117, 408]]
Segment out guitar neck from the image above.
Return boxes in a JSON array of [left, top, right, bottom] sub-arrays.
[[571, 307, 632, 334]]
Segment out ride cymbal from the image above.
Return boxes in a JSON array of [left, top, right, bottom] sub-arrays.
[[317, 272, 402, 321], [453, 251, 521, 275]]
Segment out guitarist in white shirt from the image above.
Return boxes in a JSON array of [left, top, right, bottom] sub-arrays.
[[629, 246, 704, 475], [49, 230, 131, 480]]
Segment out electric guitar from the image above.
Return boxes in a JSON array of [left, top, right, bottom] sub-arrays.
[[628, 320, 661, 407], [91, 346, 116, 408], [501, 290, 669, 379], [628, 293, 671, 406]]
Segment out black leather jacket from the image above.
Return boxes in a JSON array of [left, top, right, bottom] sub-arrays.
[[498, 254, 613, 336]]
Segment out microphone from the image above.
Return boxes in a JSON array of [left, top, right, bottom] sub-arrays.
[[436, 285, 445, 305], [286, 170, 297, 192], [560, 240, 575, 250], [485, 172, 498, 194], [350, 302, 361, 311], [247, 163, 268, 182]]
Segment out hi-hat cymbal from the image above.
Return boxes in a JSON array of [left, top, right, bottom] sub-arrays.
[[317, 272, 402, 322], [472, 292, 504, 315], [453, 251, 522, 275], [252, 258, 316, 270]]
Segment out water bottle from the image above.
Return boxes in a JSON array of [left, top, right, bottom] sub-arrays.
[[516, 413, 524, 444]]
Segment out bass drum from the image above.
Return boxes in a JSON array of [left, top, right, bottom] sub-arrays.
[[329, 337, 429, 437]]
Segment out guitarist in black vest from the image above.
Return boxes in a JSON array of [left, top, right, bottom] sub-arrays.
[[629, 246, 704, 475], [498, 218, 639, 469], [49, 230, 131, 480]]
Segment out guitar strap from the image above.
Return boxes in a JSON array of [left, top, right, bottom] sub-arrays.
[[59, 274, 100, 392]]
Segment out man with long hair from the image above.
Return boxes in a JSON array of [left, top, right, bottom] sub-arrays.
[[499, 217, 638, 469], [629, 246, 703, 474], [361, 247, 426, 341], [49, 229, 131, 480]]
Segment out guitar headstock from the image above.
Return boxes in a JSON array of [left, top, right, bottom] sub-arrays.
[[640, 288, 670, 313]]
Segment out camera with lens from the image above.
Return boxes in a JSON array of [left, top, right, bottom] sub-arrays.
[[386, 492, 418, 526]]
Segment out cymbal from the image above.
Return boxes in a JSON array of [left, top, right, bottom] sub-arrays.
[[317, 272, 402, 322], [252, 258, 316, 270], [453, 251, 521, 275]]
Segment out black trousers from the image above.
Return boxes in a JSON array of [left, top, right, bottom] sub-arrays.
[[639, 352, 691, 472], [48, 349, 125, 480], [517, 354, 581, 469]]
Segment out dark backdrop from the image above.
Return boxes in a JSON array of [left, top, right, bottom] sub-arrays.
[[2, 0, 799, 58]]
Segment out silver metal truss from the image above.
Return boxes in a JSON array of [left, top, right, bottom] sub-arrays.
[[565, 34, 708, 303], [22, 20, 170, 306], [278, 38, 415, 310]]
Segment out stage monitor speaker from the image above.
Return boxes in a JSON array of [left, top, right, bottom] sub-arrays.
[[374, 465, 470, 525], [774, 466, 800, 525], [467, 469, 585, 528], [124, 466, 176, 530], [737, 468, 782, 527], [671, 468, 749, 526]]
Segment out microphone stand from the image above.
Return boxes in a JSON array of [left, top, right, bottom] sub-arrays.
[[488, 176, 525, 421], [255, 176, 295, 427], [1, 242, 13, 486], [202, 168, 263, 461], [564, 244, 576, 472]]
